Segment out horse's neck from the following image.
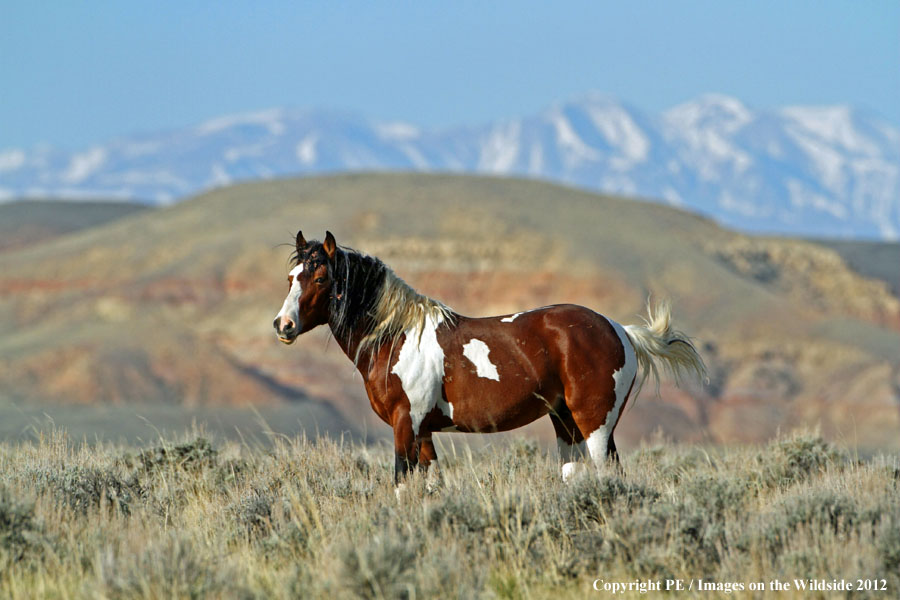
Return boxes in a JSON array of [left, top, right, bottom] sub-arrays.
[[328, 320, 375, 374]]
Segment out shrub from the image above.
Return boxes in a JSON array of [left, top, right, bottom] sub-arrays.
[[30, 465, 142, 515], [97, 533, 229, 599], [136, 437, 218, 473], [877, 516, 900, 574], [0, 487, 43, 566], [756, 433, 843, 488], [557, 474, 660, 530], [425, 492, 488, 533], [230, 489, 274, 540], [337, 528, 418, 600], [683, 472, 751, 518], [753, 490, 860, 557]]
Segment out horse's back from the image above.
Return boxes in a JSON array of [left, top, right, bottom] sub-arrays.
[[434, 304, 629, 433], [491, 304, 623, 350]]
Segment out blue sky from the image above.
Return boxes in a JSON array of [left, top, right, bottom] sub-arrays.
[[2, 1, 898, 149]]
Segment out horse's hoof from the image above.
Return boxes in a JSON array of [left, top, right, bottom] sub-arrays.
[[562, 461, 583, 483], [394, 482, 408, 501]]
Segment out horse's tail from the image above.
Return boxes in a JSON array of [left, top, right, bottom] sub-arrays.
[[623, 301, 707, 398]]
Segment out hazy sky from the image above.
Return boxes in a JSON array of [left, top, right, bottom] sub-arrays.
[[2, 1, 898, 149]]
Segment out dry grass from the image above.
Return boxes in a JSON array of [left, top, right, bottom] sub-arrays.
[[0, 429, 898, 599]]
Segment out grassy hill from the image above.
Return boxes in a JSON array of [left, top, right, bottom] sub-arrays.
[[0, 174, 898, 450], [0, 200, 150, 253], [817, 238, 900, 296]]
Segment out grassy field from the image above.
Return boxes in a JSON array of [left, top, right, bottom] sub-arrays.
[[1, 429, 898, 599]]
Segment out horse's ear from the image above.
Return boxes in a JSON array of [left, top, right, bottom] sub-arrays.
[[323, 231, 337, 260], [295, 230, 307, 252]]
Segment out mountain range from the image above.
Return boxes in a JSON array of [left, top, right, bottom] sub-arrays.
[[1, 93, 898, 239]]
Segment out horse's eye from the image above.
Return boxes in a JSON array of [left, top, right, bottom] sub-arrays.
[[315, 277, 326, 284]]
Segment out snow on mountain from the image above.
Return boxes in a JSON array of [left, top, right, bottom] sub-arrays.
[[2, 95, 898, 239]]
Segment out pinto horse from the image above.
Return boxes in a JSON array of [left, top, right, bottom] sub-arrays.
[[274, 231, 706, 483]]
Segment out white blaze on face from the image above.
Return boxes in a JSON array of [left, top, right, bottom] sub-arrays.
[[462, 338, 500, 381], [276, 264, 304, 327], [585, 318, 637, 466], [391, 313, 451, 435]]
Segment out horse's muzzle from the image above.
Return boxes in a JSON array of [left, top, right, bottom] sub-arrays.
[[273, 316, 299, 344]]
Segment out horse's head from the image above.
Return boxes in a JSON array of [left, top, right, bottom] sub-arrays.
[[273, 230, 337, 344]]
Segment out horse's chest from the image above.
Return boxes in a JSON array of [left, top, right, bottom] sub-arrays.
[[389, 317, 453, 435]]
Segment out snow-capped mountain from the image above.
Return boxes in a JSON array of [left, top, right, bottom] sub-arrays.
[[2, 94, 898, 239]]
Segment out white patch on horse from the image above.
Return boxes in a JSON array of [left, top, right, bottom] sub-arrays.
[[276, 264, 304, 324], [391, 313, 452, 434], [585, 318, 637, 466], [462, 338, 500, 381], [500, 306, 550, 323]]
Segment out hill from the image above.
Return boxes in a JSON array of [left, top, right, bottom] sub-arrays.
[[817, 239, 900, 296], [2, 93, 898, 239], [0, 173, 898, 450], [0, 200, 149, 253]]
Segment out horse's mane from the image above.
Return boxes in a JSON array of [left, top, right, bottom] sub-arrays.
[[294, 243, 454, 362]]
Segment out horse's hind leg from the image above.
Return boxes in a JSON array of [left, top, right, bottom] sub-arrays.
[[549, 403, 586, 482], [568, 385, 632, 476], [416, 437, 437, 470], [607, 434, 625, 476], [562, 319, 636, 475], [416, 437, 441, 491]]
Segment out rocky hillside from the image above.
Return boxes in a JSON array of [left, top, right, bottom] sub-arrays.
[[1, 174, 897, 450]]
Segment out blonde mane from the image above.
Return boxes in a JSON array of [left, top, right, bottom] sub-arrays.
[[356, 266, 455, 359]]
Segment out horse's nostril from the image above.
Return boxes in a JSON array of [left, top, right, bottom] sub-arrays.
[[274, 317, 296, 334]]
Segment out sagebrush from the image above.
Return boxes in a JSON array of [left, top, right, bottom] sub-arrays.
[[0, 429, 897, 598]]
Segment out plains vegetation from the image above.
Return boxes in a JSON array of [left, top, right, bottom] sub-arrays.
[[1, 429, 897, 598]]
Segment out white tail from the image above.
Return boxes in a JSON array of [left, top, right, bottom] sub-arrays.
[[623, 301, 707, 398]]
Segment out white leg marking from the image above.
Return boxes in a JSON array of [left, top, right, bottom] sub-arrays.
[[585, 318, 637, 468], [391, 314, 451, 434], [395, 482, 408, 500], [558, 438, 587, 482], [562, 462, 582, 482], [585, 428, 610, 468], [461, 338, 500, 381]]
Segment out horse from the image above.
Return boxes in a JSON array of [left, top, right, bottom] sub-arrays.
[[273, 231, 706, 484]]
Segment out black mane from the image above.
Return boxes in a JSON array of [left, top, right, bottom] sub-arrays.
[[293, 241, 387, 344]]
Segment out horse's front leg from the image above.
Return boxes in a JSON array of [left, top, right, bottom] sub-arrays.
[[392, 407, 418, 486]]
